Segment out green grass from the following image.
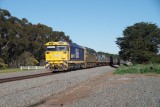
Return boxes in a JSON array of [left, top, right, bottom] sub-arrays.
[[0, 68, 32, 73], [114, 64, 160, 74]]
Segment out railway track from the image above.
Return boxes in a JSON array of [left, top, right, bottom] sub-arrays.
[[0, 72, 54, 84], [0, 68, 94, 84], [0, 66, 116, 84]]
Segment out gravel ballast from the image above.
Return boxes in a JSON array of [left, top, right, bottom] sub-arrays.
[[38, 72, 160, 107], [0, 66, 114, 107], [1, 66, 160, 107], [65, 75, 160, 107]]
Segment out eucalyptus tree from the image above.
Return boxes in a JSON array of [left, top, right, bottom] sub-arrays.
[[116, 22, 160, 63], [0, 8, 73, 67]]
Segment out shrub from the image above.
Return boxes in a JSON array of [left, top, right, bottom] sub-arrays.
[[114, 64, 160, 74], [10, 52, 39, 67], [0, 58, 8, 69]]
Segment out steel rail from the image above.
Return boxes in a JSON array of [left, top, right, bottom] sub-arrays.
[[0, 72, 54, 84]]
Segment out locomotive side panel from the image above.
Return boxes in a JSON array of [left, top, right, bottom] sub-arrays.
[[70, 43, 84, 61]]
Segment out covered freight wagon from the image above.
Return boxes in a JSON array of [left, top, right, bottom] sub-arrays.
[[84, 47, 97, 67], [96, 53, 109, 65]]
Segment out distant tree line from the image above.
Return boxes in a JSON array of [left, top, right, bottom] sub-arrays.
[[116, 22, 160, 64], [97, 51, 119, 59], [0, 8, 72, 68]]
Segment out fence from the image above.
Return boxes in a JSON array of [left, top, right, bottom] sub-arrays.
[[20, 66, 45, 70]]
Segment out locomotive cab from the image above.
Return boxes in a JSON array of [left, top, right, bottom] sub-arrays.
[[45, 41, 69, 71]]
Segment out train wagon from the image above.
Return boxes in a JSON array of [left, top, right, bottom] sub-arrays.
[[96, 53, 109, 66], [45, 41, 85, 71], [84, 47, 97, 67]]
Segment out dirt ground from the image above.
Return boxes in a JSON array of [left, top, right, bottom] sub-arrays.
[[37, 72, 160, 107]]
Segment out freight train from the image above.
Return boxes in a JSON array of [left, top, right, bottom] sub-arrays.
[[45, 41, 118, 71]]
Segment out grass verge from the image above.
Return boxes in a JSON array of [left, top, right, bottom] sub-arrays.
[[0, 68, 32, 73], [114, 64, 160, 74]]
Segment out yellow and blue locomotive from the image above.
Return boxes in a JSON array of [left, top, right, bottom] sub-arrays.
[[45, 41, 85, 71]]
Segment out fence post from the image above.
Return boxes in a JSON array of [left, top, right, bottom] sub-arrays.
[[36, 66, 37, 70], [28, 66, 30, 70], [20, 66, 22, 70]]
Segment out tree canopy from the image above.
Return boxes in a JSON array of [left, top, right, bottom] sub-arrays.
[[116, 22, 160, 63], [0, 8, 72, 68]]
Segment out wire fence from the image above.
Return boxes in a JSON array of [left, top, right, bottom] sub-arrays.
[[20, 66, 45, 70]]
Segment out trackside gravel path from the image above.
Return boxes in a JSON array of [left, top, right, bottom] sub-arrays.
[[0, 66, 114, 107], [38, 72, 160, 107]]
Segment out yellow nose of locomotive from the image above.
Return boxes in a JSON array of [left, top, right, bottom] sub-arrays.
[[45, 51, 68, 61], [45, 41, 69, 71]]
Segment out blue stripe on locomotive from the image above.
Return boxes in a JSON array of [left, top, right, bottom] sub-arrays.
[[70, 43, 84, 61]]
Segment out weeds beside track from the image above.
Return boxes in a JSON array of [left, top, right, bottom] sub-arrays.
[[114, 64, 160, 74]]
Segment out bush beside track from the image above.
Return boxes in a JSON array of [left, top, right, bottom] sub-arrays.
[[114, 64, 160, 74]]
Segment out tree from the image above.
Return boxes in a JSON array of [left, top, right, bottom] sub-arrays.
[[116, 22, 160, 63], [2, 9, 11, 17], [0, 8, 11, 20], [0, 8, 72, 68], [22, 18, 28, 25]]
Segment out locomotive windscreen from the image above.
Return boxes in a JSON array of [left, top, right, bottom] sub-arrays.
[[46, 46, 68, 51]]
